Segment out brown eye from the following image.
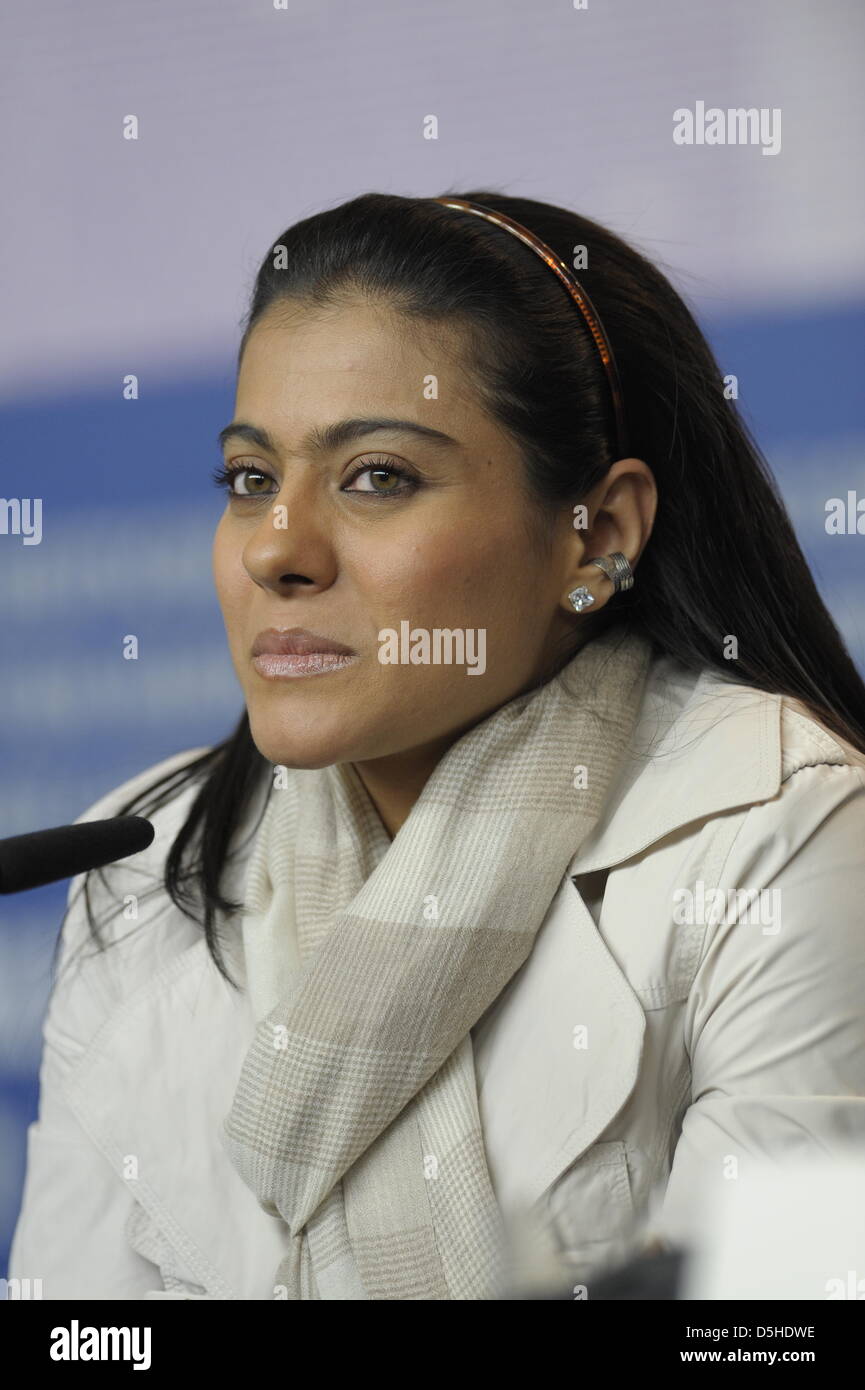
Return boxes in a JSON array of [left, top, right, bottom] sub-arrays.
[[230, 468, 272, 496], [342, 457, 418, 498], [211, 462, 276, 497], [368, 469, 400, 492]]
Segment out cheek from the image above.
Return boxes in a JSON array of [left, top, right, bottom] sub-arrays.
[[212, 522, 250, 620], [348, 517, 519, 616]]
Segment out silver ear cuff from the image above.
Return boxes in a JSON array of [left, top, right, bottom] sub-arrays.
[[568, 552, 634, 613], [588, 551, 635, 592]]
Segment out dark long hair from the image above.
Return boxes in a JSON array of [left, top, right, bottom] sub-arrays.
[[73, 189, 865, 985]]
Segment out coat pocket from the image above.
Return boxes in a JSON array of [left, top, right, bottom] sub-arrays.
[[543, 1140, 641, 1290]]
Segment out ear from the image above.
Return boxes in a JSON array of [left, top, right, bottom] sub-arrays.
[[558, 458, 657, 618]]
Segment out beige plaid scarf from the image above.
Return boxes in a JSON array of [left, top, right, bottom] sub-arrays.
[[222, 622, 653, 1300]]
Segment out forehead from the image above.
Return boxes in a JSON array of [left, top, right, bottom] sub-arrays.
[[237, 298, 471, 401]]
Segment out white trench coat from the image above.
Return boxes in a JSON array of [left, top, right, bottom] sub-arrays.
[[9, 651, 865, 1299]]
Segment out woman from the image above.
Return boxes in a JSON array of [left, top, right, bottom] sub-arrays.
[[10, 190, 865, 1300]]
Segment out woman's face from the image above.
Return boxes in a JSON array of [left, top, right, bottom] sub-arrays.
[[212, 297, 579, 771]]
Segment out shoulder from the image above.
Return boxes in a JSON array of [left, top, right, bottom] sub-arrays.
[[688, 689, 865, 966], [71, 744, 215, 834], [691, 664, 865, 860], [44, 741, 272, 1072], [576, 650, 865, 874], [52, 746, 223, 1032], [629, 669, 865, 1025], [65, 745, 215, 934], [679, 696, 865, 1070], [724, 693, 865, 888], [649, 646, 865, 796], [777, 693, 865, 783], [752, 688, 865, 844]]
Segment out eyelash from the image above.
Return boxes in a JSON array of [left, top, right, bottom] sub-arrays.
[[210, 455, 419, 501]]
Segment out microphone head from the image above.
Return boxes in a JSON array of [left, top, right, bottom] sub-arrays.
[[0, 816, 155, 894]]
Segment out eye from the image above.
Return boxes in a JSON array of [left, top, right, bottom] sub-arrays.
[[211, 461, 276, 497], [342, 456, 419, 498]]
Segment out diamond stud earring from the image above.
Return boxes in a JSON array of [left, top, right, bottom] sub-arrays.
[[568, 586, 595, 613]]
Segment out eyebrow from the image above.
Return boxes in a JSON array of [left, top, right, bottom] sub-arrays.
[[217, 416, 461, 456]]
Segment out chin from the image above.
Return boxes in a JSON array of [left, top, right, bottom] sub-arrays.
[[246, 709, 357, 771], [250, 733, 347, 771]]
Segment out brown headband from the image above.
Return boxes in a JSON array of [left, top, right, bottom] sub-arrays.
[[432, 195, 630, 460]]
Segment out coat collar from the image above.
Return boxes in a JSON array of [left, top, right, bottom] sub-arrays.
[[62, 655, 784, 1295], [568, 655, 782, 874]]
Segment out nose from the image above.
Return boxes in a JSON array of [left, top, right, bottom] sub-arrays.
[[241, 472, 337, 598]]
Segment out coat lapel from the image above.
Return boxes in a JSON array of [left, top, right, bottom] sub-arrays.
[[472, 871, 646, 1213]]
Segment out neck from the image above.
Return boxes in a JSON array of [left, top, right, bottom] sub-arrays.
[[349, 732, 458, 839], [348, 635, 605, 838]]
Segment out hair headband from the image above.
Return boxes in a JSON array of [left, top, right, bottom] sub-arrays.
[[432, 195, 630, 460]]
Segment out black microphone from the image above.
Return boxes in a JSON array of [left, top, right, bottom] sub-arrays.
[[0, 816, 155, 894]]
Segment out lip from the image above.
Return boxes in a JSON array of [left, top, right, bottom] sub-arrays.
[[250, 627, 359, 681], [251, 627, 357, 658]]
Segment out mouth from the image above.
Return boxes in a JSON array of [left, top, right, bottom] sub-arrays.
[[250, 626, 360, 680]]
